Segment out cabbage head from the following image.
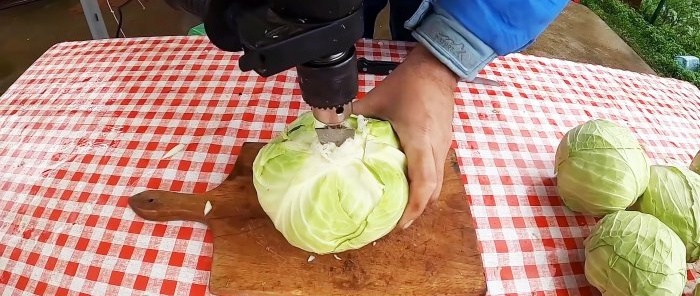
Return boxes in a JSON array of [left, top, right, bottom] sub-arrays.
[[555, 119, 650, 216], [639, 165, 700, 262], [584, 211, 686, 296], [252, 111, 408, 254]]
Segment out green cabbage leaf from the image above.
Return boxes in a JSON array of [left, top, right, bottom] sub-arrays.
[[584, 211, 686, 296], [639, 164, 700, 262], [555, 119, 650, 215]]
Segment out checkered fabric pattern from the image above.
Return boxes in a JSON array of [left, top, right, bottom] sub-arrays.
[[1, 36, 699, 296]]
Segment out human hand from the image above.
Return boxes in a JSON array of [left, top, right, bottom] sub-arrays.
[[352, 44, 458, 229]]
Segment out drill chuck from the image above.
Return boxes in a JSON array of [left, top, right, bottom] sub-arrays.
[[297, 47, 358, 110]]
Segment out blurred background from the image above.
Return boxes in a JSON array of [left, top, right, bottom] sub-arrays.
[[0, 0, 396, 95], [0, 0, 200, 94]]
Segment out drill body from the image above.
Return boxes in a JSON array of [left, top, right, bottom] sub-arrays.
[[165, 0, 365, 128]]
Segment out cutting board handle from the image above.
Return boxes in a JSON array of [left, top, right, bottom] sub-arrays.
[[129, 191, 208, 223]]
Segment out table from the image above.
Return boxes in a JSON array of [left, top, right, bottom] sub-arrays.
[[1, 36, 699, 296]]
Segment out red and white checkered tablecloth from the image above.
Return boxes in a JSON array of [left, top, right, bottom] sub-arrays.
[[1, 36, 700, 296]]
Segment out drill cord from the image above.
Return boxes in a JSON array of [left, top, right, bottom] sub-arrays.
[[115, 0, 135, 38]]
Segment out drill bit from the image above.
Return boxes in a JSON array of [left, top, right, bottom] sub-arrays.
[[313, 104, 355, 146], [316, 126, 355, 147]]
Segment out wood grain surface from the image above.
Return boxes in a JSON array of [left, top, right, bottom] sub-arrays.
[[129, 142, 486, 295]]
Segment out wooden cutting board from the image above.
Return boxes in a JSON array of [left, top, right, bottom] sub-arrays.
[[128, 142, 486, 295]]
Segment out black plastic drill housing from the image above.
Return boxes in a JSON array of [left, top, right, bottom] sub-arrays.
[[163, 0, 364, 109]]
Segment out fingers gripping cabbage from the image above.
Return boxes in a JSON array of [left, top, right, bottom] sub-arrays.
[[555, 119, 650, 216], [584, 211, 686, 296], [252, 112, 409, 254], [639, 165, 700, 262]]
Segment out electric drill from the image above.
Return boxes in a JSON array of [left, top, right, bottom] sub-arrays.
[[165, 0, 364, 145]]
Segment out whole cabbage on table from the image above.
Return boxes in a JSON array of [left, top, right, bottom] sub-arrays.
[[555, 119, 650, 216], [252, 111, 409, 255], [639, 164, 700, 262], [584, 211, 686, 296]]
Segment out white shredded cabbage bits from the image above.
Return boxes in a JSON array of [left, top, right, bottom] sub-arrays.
[[204, 201, 212, 216], [162, 143, 186, 159]]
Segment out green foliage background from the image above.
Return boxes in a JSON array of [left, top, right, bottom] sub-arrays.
[[641, 0, 700, 53], [581, 0, 700, 87]]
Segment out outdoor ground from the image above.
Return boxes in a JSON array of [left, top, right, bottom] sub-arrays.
[[0, 1, 655, 95], [523, 3, 655, 75]]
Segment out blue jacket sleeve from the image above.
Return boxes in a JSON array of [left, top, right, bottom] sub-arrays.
[[404, 0, 569, 81], [436, 0, 569, 55]]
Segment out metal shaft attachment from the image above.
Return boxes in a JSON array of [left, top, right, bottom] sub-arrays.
[[311, 102, 352, 127]]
